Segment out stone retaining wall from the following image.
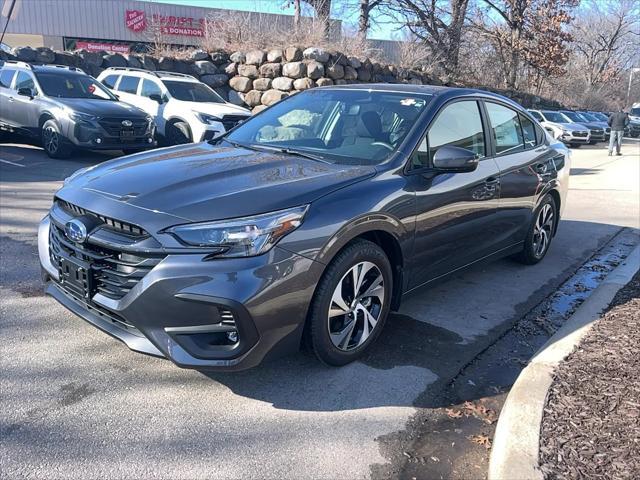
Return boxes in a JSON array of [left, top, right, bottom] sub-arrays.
[[1, 45, 563, 112]]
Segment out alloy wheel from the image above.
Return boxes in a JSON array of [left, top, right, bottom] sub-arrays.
[[43, 127, 59, 153], [533, 203, 554, 258], [327, 261, 385, 351]]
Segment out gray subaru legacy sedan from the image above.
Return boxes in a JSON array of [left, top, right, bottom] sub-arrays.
[[38, 85, 570, 370]]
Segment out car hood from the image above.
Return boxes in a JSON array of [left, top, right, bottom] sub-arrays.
[[177, 100, 251, 117], [63, 143, 375, 223], [54, 98, 148, 118], [545, 121, 586, 131]]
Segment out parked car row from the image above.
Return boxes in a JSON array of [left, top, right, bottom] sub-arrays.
[[0, 61, 251, 158]]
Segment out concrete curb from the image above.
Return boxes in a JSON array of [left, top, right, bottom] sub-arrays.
[[488, 244, 640, 480]]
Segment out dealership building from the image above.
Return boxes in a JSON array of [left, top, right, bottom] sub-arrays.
[[1, 0, 341, 53]]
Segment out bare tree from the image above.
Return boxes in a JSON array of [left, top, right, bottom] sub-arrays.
[[358, 0, 383, 37], [474, 0, 578, 89], [385, 0, 470, 77], [304, 0, 332, 38]]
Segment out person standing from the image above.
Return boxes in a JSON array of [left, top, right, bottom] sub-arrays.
[[608, 109, 630, 156]]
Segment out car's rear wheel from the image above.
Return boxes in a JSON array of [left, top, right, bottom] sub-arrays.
[[41, 120, 72, 159], [166, 121, 192, 145], [569, 143, 582, 148], [514, 194, 558, 265], [308, 240, 392, 366]]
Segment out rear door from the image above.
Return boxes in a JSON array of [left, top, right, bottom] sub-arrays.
[[138, 78, 166, 134], [114, 75, 142, 109], [483, 101, 554, 249], [406, 99, 503, 289]]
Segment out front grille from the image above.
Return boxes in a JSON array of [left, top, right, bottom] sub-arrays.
[[49, 222, 164, 301], [98, 117, 148, 137], [221, 114, 248, 131], [573, 131, 588, 137], [590, 128, 604, 135], [57, 199, 147, 237]]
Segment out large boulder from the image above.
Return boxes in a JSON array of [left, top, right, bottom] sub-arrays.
[[141, 55, 157, 71], [316, 77, 334, 87], [210, 51, 229, 65], [253, 77, 272, 91], [103, 53, 127, 68], [200, 74, 229, 88], [157, 56, 175, 71], [224, 62, 237, 76], [305, 61, 324, 80], [303, 47, 329, 63], [266, 49, 284, 63], [261, 89, 288, 106], [78, 50, 103, 67], [326, 64, 344, 80], [171, 60, 191, 74], [125, 55, 143, 69], [344, 65, 358, 81], [272, 76, 294, 91], [229, 76, 253, 93], [245, 49, 266, 66], [293, 77, 314, 90], [285, 46, 302, 62], [192, 60, 217, 76], [357, 67, 372, 82], [54, 52, 79, 67], [244, 90, 263, 107], [12, 46, 36, 62], [252, 105, 269, 114], [259, 63, 281, 78], [190, 49, 210, 61], [348, 56, 361, 69], [237, 64, 259, 79], [34, 47, 55, 63], [230, 51, 245, 63], [282, 61, 306, 79]]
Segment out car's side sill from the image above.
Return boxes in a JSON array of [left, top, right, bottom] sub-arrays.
[[402, 242, 524, 297]]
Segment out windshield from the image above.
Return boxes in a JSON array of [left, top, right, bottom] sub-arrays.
[[579, 112, 598, 121], [35, 72, 116, 100], [542, 111, 570, 123], [163, 80, 224, 103], [225, 89, 431, 165], [561, 111, 584, 122], [591, 112, 608, 121]]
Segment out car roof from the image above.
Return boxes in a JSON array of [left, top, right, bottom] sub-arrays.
[[102, 67, 199, 82]]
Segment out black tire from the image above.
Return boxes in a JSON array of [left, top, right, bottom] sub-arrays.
[[589, 140, 598, 145], [307, 239, 393, 366], [569, 143, 581, 148], [514, 194, 558, 265], [166, 121, 192, 145], [41, 120, 72, 159]]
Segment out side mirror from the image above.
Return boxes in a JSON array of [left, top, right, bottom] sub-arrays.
[[17, 87, 35, 99], [149, 93, 163, 104], [432, 146, 479, 173]]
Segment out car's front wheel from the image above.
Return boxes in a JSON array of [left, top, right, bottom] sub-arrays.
[[514, 194, 558, 265], [41, 120, 72, 159], [166, 120, 192, 145], [307, 240, 392, 366]]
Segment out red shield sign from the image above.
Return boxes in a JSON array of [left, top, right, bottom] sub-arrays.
[[125, 10, 146, 32]]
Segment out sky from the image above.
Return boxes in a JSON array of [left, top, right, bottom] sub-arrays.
[[149, 0, 403, 40]]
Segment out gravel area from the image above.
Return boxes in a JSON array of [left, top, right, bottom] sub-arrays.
[[539, 272, 640, 479]]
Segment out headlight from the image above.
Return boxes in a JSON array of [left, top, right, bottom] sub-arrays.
[[166, 205, 308, 257], [70, 111, 97, 122], [195, 112, 221, 125]]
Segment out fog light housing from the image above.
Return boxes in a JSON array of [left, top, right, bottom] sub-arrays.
[[227, 331, 238, 343], [95, 137, 102, 144], [147, 137, 153, 143]]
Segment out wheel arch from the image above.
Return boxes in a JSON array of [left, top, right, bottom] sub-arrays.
[[38, 112, 55, 129]]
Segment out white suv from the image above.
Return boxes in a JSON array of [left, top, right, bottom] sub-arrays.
[[97, 68, 251, 145]]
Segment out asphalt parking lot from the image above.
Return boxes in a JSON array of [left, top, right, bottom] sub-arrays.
[[1, 138, 639, 479]]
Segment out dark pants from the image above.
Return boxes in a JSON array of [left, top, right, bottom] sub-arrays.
[[608, 130, 623, 154]]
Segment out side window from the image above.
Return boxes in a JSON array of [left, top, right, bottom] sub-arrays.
[[101, 74, 119, 89], [520, 115, 537, 148], [486, 102, 524, 155], [117, 75, 140, 94], [140, 79, 162, 98], [529, 110, 544, 122], [410, 101, 485, 170], [14, 71, 36, 92], [0, 68, 16, 88]]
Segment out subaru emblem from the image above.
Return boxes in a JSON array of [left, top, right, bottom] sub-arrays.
[[64, 219, 88, 243], [122, 119, 133, 127]]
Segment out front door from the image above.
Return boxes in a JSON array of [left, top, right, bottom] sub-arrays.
[[406, 99, 502, 290]]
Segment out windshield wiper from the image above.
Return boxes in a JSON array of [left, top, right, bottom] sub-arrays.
[[251, 145, 331, 164]]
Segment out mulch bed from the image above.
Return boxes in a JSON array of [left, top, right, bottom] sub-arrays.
[[539, 272, 640, 479]]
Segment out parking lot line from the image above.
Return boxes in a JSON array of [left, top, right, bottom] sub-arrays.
[[0, 159, 25, 167]]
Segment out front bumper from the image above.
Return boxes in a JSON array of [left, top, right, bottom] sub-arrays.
[[560, 131, 590, 144], [39, 214, 322, 370], [67, 119, 156, 150]]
